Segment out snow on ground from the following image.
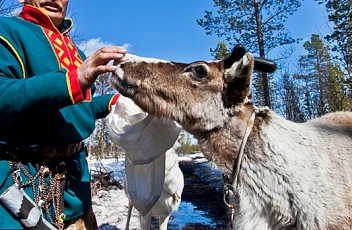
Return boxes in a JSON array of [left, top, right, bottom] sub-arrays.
[[90, 153, 217, 230], [178, 152, 209, 163], [92, 188, 140, 230], [90, 158, 138, 230]]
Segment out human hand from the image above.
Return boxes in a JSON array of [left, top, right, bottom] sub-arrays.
[[77, 46, 127, 90]]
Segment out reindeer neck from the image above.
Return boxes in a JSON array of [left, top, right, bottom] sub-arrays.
[[197, 103, 268, 176]]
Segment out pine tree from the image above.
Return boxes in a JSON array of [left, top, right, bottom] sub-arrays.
[[325, 63, 349, 111], [279, 73, 305, 122], [296, 34, 349, 117], [213, 41, 231, 60], [315, 0, 352, 79], [300, 34, 332, 116], [197, 0, 302, 107]]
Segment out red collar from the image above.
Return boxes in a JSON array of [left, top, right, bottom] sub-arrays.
[[18, 5, 73, 34]]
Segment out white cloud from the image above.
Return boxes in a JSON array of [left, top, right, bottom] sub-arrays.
[[77, 37, 132, 57], [77, 37, 113, 56]]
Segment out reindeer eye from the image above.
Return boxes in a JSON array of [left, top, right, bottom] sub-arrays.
[[193, 66, 207, 78]]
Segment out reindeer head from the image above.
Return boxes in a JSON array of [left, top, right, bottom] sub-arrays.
[[110, 46, 255, 137]]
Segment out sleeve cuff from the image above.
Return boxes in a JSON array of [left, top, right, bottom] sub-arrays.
[[67, 70, 91, 104], [109, 94, 120, 111]]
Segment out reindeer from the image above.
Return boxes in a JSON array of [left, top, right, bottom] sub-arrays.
[[111, 45, 352, 230]]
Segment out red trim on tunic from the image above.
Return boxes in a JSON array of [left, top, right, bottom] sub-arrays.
[[68, 71, 91, 102], [18, 5, 90, 104], [109, 94, 120, 111], [19, 5, 60, 33]]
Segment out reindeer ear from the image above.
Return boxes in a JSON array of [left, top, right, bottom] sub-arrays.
[[222, 53, 254, 107], [223, 44, 247, 69]]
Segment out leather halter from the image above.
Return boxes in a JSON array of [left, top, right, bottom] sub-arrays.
[[223, 111, 256, 228]]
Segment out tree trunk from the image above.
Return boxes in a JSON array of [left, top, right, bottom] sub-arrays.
[[99, 119, 106, 158], [254, 0, 271, 107]]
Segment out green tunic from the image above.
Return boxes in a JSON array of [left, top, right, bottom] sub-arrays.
[[0, 5, 119, 229]]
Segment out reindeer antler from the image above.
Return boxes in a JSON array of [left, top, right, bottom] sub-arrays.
[[224, 44, 277, 73], [254, 58, 277, 73]]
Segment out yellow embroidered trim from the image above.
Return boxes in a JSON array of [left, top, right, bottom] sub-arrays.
[[108, 95, 117, 111], [0, 36, 26, 79], [40, 27, 61, 69], [65, 71, 75, 104], [62, 18, 73, 35]]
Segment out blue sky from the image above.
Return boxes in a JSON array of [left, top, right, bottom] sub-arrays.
[[70, 0, 220, 61], [3, 1, 330, 64], [65, 0, 330, 64]]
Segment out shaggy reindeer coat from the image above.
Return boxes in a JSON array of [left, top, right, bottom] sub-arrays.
[[111, 49, 352, 230]]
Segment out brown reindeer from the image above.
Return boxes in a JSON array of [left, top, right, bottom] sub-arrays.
[[111, 46, 352, 230]]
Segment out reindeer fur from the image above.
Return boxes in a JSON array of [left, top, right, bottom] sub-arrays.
[[111, 50, 352, 230]]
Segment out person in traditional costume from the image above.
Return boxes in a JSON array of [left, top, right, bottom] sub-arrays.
[[0, 0, 126, 229]]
